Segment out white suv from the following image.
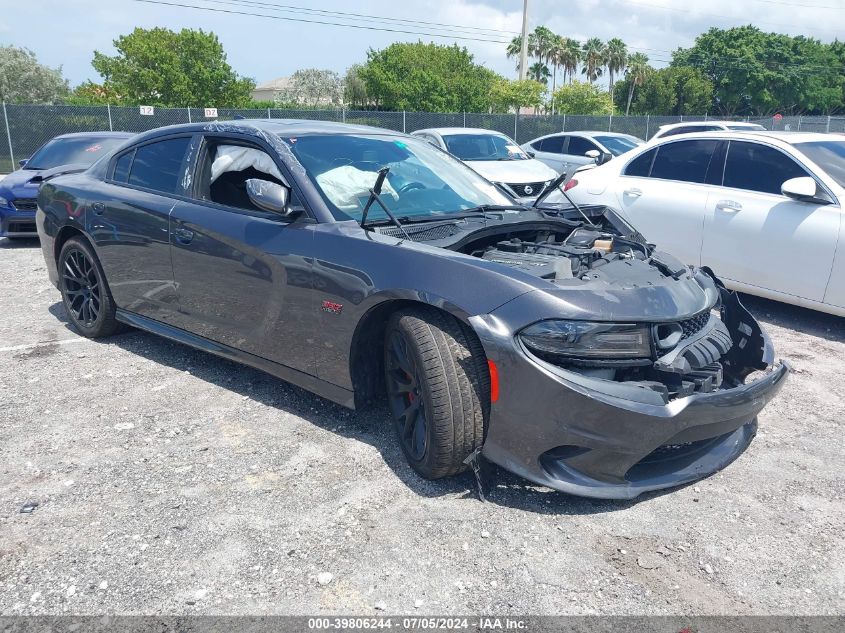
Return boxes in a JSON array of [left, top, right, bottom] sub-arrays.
[[560, 131, 845, 316]]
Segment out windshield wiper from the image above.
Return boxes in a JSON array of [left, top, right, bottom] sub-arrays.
[[359, 167, 412, 241]]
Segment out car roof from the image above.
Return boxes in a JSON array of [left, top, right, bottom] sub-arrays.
[[657, 121, 763, 130], [129, 119, 402, 145], [652, 130, 841, 145], [412, 127, 510, 137], [53, 131, 136, 140], [525, 130, 641, 143]]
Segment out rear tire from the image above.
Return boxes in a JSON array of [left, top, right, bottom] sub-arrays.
[[59, 237, 122, 338], [384, 306, 490, 479]]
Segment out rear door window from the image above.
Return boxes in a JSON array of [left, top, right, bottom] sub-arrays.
[[723, 141, 810, 195], [539, 136, 565, 153], [649, 140, 719, 184], [111, 150, 134, 183], [128, 137, 192, 195]]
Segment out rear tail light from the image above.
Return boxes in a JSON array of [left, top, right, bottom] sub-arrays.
[[563, 179, 578, 192]]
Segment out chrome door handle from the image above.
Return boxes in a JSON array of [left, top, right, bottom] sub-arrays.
[[624, 188, 642, 197], [91, 202, 105, 215], [716, 200, 742, 212]]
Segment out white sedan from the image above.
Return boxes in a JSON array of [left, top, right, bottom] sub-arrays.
[[560, 131, 845, 317]]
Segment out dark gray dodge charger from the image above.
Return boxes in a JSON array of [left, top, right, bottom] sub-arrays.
[[36, 120, 789, 499]]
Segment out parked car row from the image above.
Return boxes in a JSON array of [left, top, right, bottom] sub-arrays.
[[35, 119, 788, 499]]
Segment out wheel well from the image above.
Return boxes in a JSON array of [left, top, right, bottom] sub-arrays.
[[349, 299, 486, 409], [53, 225, 87, 263]]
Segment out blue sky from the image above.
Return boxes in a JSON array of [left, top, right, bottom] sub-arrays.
[[1, 0, 842, 88]]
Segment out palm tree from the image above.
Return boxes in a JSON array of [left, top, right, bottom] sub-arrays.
[[581, 38, 606, 83], [547, 35, 566, 114], [528, 61, 551, 85], [624, 52, 651, 115], [560, 37, 581, 84], [530, 26, 557, 69], [506, 35, 523, 73], [605, 38, 628, 105]]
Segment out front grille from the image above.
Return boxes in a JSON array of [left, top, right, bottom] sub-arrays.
[[12, 198, 37, 211], [506, 181, 546, 197], [378, 223, 461, 242], [679, 310, 711, 339], [8, 221, 37, 234]]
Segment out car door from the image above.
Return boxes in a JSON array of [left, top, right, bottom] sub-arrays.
[[531, 136, 567, 174], [612, 139, 724, 267], [90, 135, 193, 323], [701, 140, 840, 302], [564, 136, 602, 173], [167, 133, 317, 375]]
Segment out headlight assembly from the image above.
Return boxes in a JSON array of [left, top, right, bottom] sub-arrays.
[[0, 196, 9, 207], [519, 320, 652, 360]]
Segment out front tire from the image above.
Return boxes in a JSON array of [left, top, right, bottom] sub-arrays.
[[59, 237, 122, 338], [384, 307, 490, 479]]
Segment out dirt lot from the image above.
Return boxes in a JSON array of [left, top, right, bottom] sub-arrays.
[[0, 236, 843, 616]]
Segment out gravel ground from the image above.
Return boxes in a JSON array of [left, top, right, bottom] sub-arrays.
[[0, 236, 843, 616]]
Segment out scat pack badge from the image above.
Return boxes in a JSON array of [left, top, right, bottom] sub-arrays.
[[321, 300, 343, 315]]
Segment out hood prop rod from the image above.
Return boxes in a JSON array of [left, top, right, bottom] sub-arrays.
[[533, 171, 596, 228]]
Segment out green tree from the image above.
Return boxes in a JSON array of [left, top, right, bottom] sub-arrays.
[[614, 65, 713, 115], [343, 64, 369, 109], [91, 27, 255, 107], [672, 26, 844, 115], [605, 38, 628, 105], [581, 38, 606, 83], [280, 69, 342, 107], [560, 38, 582, 85], [359, 42, 500, 112], [64, 81, 120, 105], [489, 78, 545, 112], [553, 80, 614, 115], [621, 52, 651, 115], [528, 62, 551, 85], [0, 46, 68, 103]]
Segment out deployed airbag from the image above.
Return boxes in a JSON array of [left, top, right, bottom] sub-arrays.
[[211, 145, 285, 184], [316, 165, 399, 210]]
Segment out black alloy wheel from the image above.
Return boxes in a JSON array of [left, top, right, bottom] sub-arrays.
[[59, 237, 122, 338], [386, 328, 428, 462]]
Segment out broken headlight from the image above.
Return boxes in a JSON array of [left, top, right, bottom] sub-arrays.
[[519, 320, 652, 359]]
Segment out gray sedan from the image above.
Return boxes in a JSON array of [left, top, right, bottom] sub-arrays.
[[523, 131, 643, 175]]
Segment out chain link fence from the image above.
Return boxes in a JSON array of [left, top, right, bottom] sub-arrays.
[[1, 103, 843, 173]]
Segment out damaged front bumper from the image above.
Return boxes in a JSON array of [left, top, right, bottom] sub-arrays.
[[471, 287, 789, 500]]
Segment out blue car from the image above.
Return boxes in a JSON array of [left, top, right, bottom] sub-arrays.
[[1, 131, 133, 238]]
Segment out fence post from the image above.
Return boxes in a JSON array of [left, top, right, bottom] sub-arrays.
[[562, 113, 566, 132], [106, 103, 113, 131], [2, 101, 14, 169], [402, 110, 406, 133], [608, 112, 612, 132], [514, 112, 518, 140], [827, 116, 831, 133], [463, 111, 466, 128], [186, 107, 192, 123], [268, 107, 272, 120], [646, 114, 650, 139], [342, 107, 346, 124], [797, 116, 802, 131]]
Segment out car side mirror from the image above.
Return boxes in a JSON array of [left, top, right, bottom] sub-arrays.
[[18, 158, 28, 168], [598, 151, 613, 165], [781, 177, 829, 204], [245, 179, 291, 215], [527, 151, 536, 158]]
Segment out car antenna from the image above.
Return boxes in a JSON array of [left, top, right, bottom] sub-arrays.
[[533, 172, 596, 228], [360, 167, 413, 241]]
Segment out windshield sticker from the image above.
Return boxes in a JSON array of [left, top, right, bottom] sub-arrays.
[[85, 144, 103, 152]]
